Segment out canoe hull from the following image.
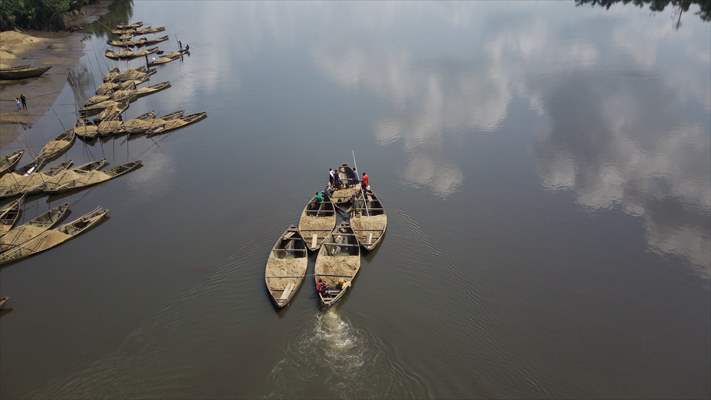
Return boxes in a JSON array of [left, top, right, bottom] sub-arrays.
[[0, 66, 51, 80]]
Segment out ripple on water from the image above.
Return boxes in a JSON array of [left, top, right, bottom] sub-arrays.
[[266, 309, 429, 399]]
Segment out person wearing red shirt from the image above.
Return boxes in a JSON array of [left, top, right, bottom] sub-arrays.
[[361, 172, 369, 191]]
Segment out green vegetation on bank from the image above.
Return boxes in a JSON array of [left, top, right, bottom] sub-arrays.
[[1, 1, 100, 31]]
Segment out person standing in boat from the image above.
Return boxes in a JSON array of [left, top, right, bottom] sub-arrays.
[[328, 168, 335, 188], [361, 172, 369, 191]]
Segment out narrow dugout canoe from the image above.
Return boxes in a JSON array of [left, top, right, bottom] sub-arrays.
[[0, 65, 51, 80], [314, 222, 361, 307], [84, 81, 170, 108], [111, 25, 165, 35], [42, 161, 142, 194], [264, 225, 309, 308], [115, 21, 143, 30], [148, 50, 188, 67], [0, 195, 24, 236], [350, 189, 387, 251], [108, 35, 169, 48], [298, 192, 336, 251], [103, 66, 155, 83], [145, 112, 207, 136], [0, 150, 25, 176], [104, 46, 159, 60], [96, 75, 149, 95], [32, 129, 75, 169], [0, 207, 109, 266], [124, 110, 183, 135], [0, 203, 69, 253], [0, 160, 103, 199]]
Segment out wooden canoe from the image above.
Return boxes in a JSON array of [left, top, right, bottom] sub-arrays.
[[329, 163, 360, 211], [111, 25, 164, 35], [115, 21, 143, 30], [350, 189, 387, 251], [41, 160, 141, 194], [0, 65, 51, 80], [124, 111, 183, 135], [0, 161, 73, 198], [0, 203, 69, 253], [0, 150, 25, 176], [104, 47, 159, 60], [84, 81, 170, 109], [103, 66, 155, 83], [96, 75, 149, 95], [264, 225, 309, 308], [146, 112, 207, 136], [94, 100, 129, 121], [33, 129, 76, 168], [314, 222, 361, 307], [0, 195, 24, 237], [298, 192, 336, 251], [148, 50, 188, 67], [0, 207, 108, 266], [108, 35, 169, 48]]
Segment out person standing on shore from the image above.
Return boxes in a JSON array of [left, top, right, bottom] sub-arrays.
[[20, 94, 27, 110], [15, 97, 21, 112]]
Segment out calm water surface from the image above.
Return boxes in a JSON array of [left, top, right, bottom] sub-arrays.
[[1, 1, 709, 398]]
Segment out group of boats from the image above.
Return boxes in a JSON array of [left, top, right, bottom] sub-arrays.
[[0, 20, 207, 275], [265, 163, 387, 308], [76, 21, 205, 139]]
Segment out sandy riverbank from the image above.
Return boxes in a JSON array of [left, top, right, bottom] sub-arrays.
[[0, 0, 113, 147]]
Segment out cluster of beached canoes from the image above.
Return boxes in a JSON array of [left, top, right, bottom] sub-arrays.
[[265, 163, 387, 309], [0, 21, 207, 273]]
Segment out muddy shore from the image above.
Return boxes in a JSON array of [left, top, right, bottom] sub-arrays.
[[0, 0, 113, 147]]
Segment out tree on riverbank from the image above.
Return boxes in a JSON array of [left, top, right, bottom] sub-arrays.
[[576, 0, 711, 26], [0, 0, 109, 31]]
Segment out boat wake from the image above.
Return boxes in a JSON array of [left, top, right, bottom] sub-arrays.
[[266, 309, 428, 399]]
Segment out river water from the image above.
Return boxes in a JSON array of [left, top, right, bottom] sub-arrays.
[[0, 1, 709, 398]]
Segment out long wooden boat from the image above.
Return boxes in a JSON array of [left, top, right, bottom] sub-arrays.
[[111, 25, 165, 35], [329, 163, 360, 211], [0, 150, 25, 176], [33, 129, 76, 168], [103, 66, 155, 83], [108, 35, 169, 48], [0, 195, 24, 236], [264, 225, 308, 308], [96, 75, 149, 95], [0, 161, 73, 198], [148, 50, 188, 67], [0, 203, 69, 253], [42, 160, 142, 194], [146, 112, 207, 136], [124, 111, 182, 135], [105, 47, 159, 60], [84, 81, 170, 108], [0, 65, 51, 80], [115, 21, 143, 30], [314, 222, 361, 307], [350, 189, 387, 251], [0, 207, 109, 266], [97, 100, 129, 122], [297, 192, 336, 251]]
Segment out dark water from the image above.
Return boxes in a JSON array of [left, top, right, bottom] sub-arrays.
[[1, 1, 709, 398]]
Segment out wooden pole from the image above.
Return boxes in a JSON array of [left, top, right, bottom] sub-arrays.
[[352, 150, 369, 216]]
